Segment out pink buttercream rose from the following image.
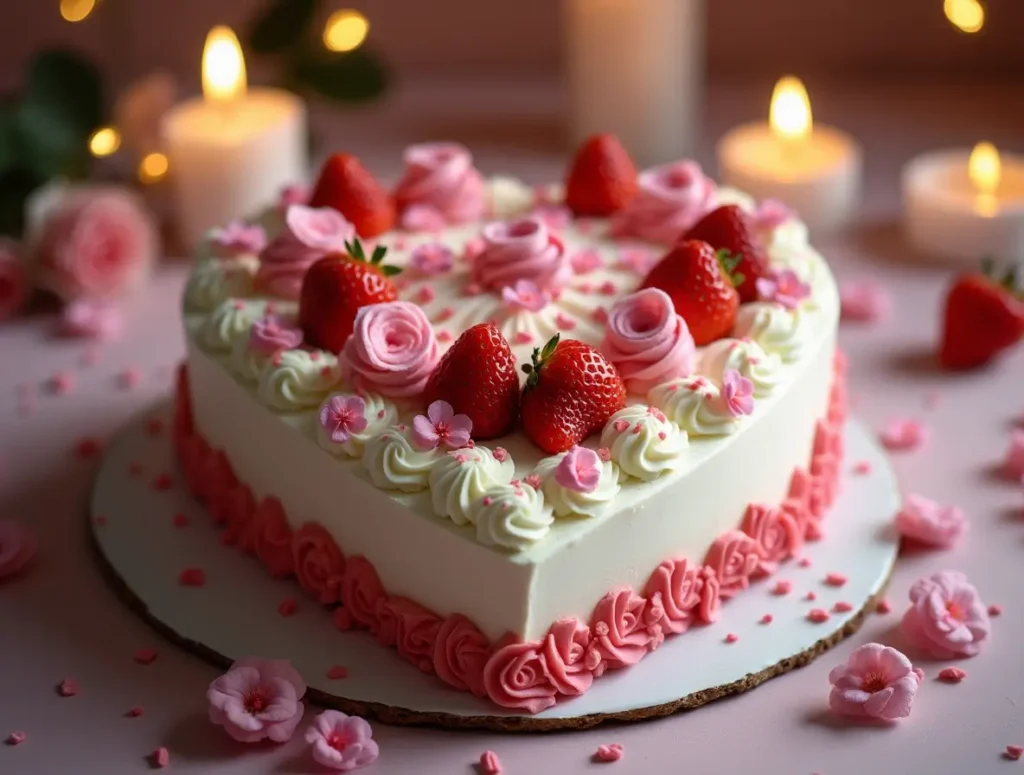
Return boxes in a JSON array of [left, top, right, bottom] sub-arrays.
[[257, 205, 355, 300], [703, 530, 759, 599], [0, 519, 38, 580], [248, 497, 295, 578], [340, 556, 386, 634], [340, 301, 440, 398], [828, 643, 920, 721], [394, 143, 485, 229], [697, 566, 721, 623], [588, 588, 655, 670], [221, 483, 256, 547], [207, 657, 306, 743], [542, 618, 595, 696], [483, 637, 559, 714], [643, 557, 703, 635], [895, 494, 967, 550], [610, 161, 715, 245], [34, 186, 156, 301], [901, 571, 991, 659], [739, 503, 801, 578], [0, 240, 28, 321], [304, 710, 379, 772], [600, 288, 695, 395], [472, 217, 570, 292], [433, 614, 492, 697], [376, 596, 442, 673], [291, 523, 346, 605]]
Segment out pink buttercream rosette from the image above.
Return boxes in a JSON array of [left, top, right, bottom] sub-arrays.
[[610, 161, 715, 245], [0, 240, 29, 322], [900, 571, 990, 659], [394, 142, 486, 230], [600, 288, 695, 395], [341, 301, 440, 398], [472, 217, 570, 293], [257, 205, 355, 300]]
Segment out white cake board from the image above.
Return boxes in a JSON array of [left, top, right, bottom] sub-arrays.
[[90, 401, 900, 731]]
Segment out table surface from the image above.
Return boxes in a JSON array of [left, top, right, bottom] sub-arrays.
[[2, 76, 1023, 775]]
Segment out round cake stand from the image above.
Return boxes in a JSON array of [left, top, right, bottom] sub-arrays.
[[90, 401, 899, 732]]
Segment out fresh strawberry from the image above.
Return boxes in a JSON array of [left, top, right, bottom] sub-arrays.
[[423, 324, 519, 439], [309, 153, 395, 238], [520, 334, 626, 454], [299, 238, 400, 354], [565, 134, 638, 217], [939, 263, 1024, 370], [640, 240, 740, 346], [683, 205, 769, 302]]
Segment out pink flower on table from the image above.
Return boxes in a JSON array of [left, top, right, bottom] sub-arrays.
[[249, 315, 304, 356], [319, 395, 368, 444], [0, 240, 28, 321], [879, 418, 927, 451], [895, 494, 967, 550], [257, 205, 355, 300], [276, 184, 309, 213], [394, 142, 485, 229], [207, 657, 306, 743], [409, 242, 455, 276], [721, 369, 755, 417], [413, 400, 472, 450], [0, 519, 38, 580], [554, 446, 602, 493], [610, 160, 716, 244], [305, 710, 379, 771], [59, 299, 123, 340], [1003, 430, 1024, 481], [501, 279, 551, 313], [341, 301, 440, 398], [901, 571, 991, 659], [828, 643, 920, 721], [749, 199, 795, 232], [209, 221, 267, 258], [756, 268, 811, 310], [839, 279, 889, 323]]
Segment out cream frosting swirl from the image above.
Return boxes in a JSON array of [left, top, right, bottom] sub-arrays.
[[701, 338, 782, 399], [258, 349, 341, 411], [316, 391, 398, 458], [361, 426, 439, 492], [200, 300, 259, 353], [394, 143, 486, 227], [647, 376, 743, 436], [472, 482, 554, 551], [601, 288, 696, 395], [732, 303, 809, 363], [184, 258, 258, 312], [428, 446, 515, 526], [531, 452, 621, 518], [228, 327, 269, 384], [610, 161, 715, 245], [256, 205, 354, 300], [471, 217, 569, 292], [599, 406, 688, 481]]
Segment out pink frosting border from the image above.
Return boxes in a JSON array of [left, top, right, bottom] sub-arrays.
[[173, 349, 847, 715]]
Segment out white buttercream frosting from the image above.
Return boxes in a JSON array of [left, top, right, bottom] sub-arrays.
[[227, 330, 268, 384], [200, 300, 258, 353], [317, 391, 399, 458], [700, 338, 782, 399], [647, 376, 743, 436], [599, 405, 687, 482], [361, 426, 439, 492], [473, 482, 554, 551], [184, 258, 258, 312], [732, 303, 809, 363], [530, 452, 620, 518], [258, 349, 341, 411], [428, 446, 515, 526], [487, 176, 536, 220]]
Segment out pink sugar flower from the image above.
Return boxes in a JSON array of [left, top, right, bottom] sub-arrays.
[[0, 240, 28, 322], [1002, 430, 1024, 481], [0, 519, 38, 580], [828, 643, 920, 721], [895, 494, 967, 549], [210, 221, 267, 257], [207, 657, 306, 743], [319, 395, 368, 444], [570, 248, 602, 275], [721, 369, 755, 417], [840, 279, 889, 323], [249, 315, 304, 356], [879, 418, 927, 451], [409, 242, 455, 276], [756, 267, 811, 310], [305, 710, 379, 771], [901, 571, 990, 659], [501, 279, 551, 313], [749, 199, 795, 232], [60, 299, 123, 340], [413, 400, 472, 450], [554, 446, 602, 493]]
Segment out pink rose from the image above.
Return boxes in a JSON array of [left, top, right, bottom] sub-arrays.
[[588, 588, 655, 670], [697, 567, 721, 624], [601, 288, 695, 395], [34, 186, 156, 301], [828, 643, 920, 721], [341, 301, 440, 398], [472, 217, 569, 292], [220, 483, 256, 547], [257, 205, 355, 300], [895, 494, 967, 550], [248, 497, 295, 579], [0, 519, 38, 581], [304, 710, 379, 771], [340, 556, 386, 634], [610, 161, 715, 245], [483, 637, 559, 714], [542, 618, 595, 696], [703, 530, 759, 599], [433, 614, 492, 697], [0, 240, 28, 321], [198, 450, 237, 524], [901, 571, 990, 659], [394, 143, 486, 228], [376, 596, 442, 673], [291, 523, 346, 605], [207, 657, 306, 743], [740, 503, 802, 577], [642, 557, 703, 635]]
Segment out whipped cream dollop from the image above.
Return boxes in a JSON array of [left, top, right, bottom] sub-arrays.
[[361, 426, 439, 492], [611, 161, 715, 245], [256, 205, 354, 300], [487, 176, 537, 220], [599, 406, 688, 481], [317, 391, 399, 458], [394, 143, 486, 229], [732, 303, 809, 363], [200, 300, 259, 353], [472, 482, 554, 551], [228, 327, 270, 384], [701, 338, 782, 399], [531, 451, 621, 518], [258, 349, 341, 411], [428, 446, 515, 526], [601, 288, 695, 395], [471, 217, 569, 292], [184, 258, 258, 312], [647, 376, 743, 436]]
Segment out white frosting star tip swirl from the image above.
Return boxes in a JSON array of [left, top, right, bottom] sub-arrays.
[[599, 405, 687, 482], [473, 482, 553, 551]]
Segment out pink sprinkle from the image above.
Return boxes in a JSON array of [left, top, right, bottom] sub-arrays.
[[513, 331, 533, 345], [479, 750, 502, 774], [333, 607, 352, 631], [126, 705, 144, 717], [435, 306, 454, 322], [598, 281, 616, 295], [134, 648, 158, 665], [151, 473, 173, 491], [724, 633, 739, 643], [852, 460, 872, 475], [151, 747, 170, 768], [613, 419, 629, 433], [278, 597, 298, 617], [924, 391, 942, 409], [797, 557, 812, 568], [437, 330, 453, 343], [416, 285, 436, 303], [80, 347, 100, 367], [172, 513, 189, 528], [127, 462, 143, 477], [1006, 745, 1024, 761], [178, 568, 206, 587], [116, 367, 142, 390], [937, 666, 967, 683], [771, 580, 792, 596], [93, 515, 108, 526], [493, 447, 509, 463], [805, 590, 817, 601], [832, 601, 853, 613], [879, 417, 927, 452], [48, 371, 74, 395], [592, 306, 609, 324], [876, 598, 892, 614], [824, 572, 848, 587], [74, 437, 102, 459], [463, 282, 483, 297], [326, 665, 349, 680], [807, 608, 830, 623], [595, 743, 624, 763], [597, 447, 611, 462], [988, 603, 1003, 617], [6, 731, 26, 746], [524, 474, 542, 489], [760, 613, 774, 624], [555, 313, 576, 331], [57, 678, 78, 697]]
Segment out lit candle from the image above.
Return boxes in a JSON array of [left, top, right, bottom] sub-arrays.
[[903, 142, 1024, 263], [162, 27, 308, 251], [716, 77, 862, 233]]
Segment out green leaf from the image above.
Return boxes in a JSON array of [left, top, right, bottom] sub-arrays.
[[249, 0, 316, 55], [293, 48, 389, 103], [0, 167, 45, 238], [370, 245, 387, 264], [380, 265, 401, 277]]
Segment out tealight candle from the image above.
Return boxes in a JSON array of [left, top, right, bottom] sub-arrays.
[[162, 27, 308, 251], [716, 77, 862, 233], [903, 142, 1024, 263]]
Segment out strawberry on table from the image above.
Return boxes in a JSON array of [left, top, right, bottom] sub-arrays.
[[683, 205, 769, 303], [299, 238, 400, 354], [520, 334, 626, 454], [640, 239, 740, 346], [565, 134, 638, 217], [309, 153, 395, 238], [423, 324, 520, 440], [939, 262, 1024, 370]]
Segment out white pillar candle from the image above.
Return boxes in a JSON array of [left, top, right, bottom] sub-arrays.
[[162, 27, 307, 251], [903, 143, 1024, 264], [564, 0, 704, 167], [716, 77, 862, 234]]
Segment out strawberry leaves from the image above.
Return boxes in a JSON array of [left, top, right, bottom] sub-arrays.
[[343, 237, 401, 276]]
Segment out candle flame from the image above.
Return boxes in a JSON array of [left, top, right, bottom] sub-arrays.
[[944, 0, 985, 33], [769, 76, 812, 141], [969, 142, 1001, 195], [202, 26, 247, 104]]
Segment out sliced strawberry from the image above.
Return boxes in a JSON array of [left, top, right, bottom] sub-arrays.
[[683, 205, 769, 302], [939, 265, 1024, 370], [565, 134, 638, 217], [309, 153, 395, 238]]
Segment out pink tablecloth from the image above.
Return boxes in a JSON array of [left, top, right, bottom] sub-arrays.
[[1, 77, 1022, 774]]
